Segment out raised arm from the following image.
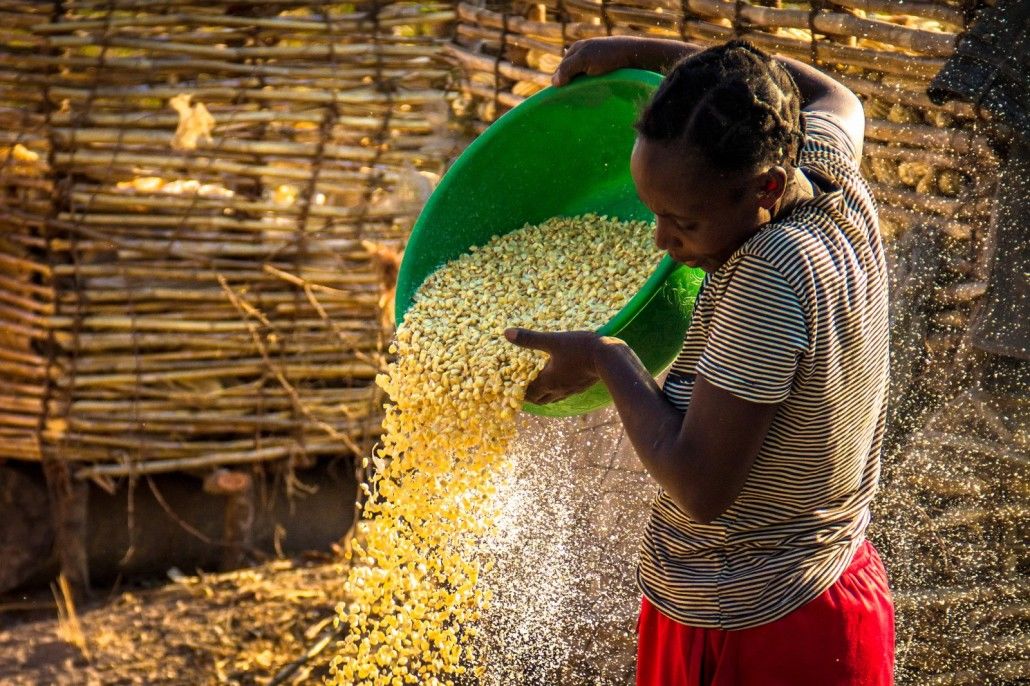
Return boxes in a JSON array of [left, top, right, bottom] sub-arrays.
[[554, 37, 865, 157], [552, 37, 701, 86], [775, 56, 865, 157]]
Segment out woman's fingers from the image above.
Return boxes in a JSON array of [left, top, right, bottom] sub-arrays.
[[524, 370, 594, 405], [524, 379, 550, 404], [525, 366, 560, 404], [551, 40, 592, 86], [505, 327, 558, 351], [552, 37, 641, 86]]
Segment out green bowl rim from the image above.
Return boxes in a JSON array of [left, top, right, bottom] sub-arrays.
[[597, 253, 678, 337], [394, 67, 664, 329]]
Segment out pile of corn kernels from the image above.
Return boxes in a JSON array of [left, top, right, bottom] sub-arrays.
[[327, 214, 661, 685]]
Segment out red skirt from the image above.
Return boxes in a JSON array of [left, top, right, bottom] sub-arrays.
[[636, 540, 895, 686]]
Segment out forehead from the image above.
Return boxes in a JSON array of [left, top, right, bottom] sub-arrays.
[[631, 137, 735, 213]]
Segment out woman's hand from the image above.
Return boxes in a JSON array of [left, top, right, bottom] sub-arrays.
[[504, 328, 602, 404], [552, 37, 699, 86], [552, 38, 643, 86]]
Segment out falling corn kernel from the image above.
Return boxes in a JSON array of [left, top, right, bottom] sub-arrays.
[[327, 214, 661, 685]]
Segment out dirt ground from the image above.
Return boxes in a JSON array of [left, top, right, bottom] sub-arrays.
[[0, 554, 351, 686]]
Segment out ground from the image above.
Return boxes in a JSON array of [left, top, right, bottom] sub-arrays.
[[0, 555, 350, 686]]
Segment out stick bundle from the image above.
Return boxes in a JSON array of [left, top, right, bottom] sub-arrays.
[[0, 1, 459, 478]]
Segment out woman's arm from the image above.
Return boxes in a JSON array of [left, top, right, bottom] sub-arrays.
[[775, 55, 866, 157], [507, 329, 778, 523], [554, 37, 865, 157], [552, 37, 702, 85]]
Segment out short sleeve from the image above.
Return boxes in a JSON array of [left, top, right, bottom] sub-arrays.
[[696, 255, 810, 404], [795, 110, 861, 168]]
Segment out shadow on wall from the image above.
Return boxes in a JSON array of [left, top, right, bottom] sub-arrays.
[[1, 460, 357, 593]]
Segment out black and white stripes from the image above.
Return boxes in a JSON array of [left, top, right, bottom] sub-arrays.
[[637, 111, 890, 630]]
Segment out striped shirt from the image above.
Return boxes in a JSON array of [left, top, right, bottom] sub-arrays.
[[637, 111, 890, 630]]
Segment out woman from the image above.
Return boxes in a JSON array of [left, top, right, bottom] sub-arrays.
[[506, 37, 895, 685]]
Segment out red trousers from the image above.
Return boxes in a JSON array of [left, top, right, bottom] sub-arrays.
[[637, 541, 895, 686]]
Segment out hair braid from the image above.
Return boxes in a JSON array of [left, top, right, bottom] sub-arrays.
[[636, 40, 804, 172]]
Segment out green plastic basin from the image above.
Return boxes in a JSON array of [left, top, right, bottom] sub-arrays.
[[395, 69, 703, 416]]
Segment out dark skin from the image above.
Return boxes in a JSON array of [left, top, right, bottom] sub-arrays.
[[505, 37, 865, 524]]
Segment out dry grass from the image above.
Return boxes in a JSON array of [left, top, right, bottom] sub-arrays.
[[0, 557, 351, 686]]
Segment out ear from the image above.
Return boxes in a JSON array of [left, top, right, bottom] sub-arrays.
[[756, 167, 788, 210]]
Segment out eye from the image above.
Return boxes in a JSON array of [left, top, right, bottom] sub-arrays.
[[658, 214, 694, 231]]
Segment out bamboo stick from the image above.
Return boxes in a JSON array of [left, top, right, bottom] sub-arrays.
[[460, 81, 527, 110], [49, 213, 398, 234], [456, 2, 606, 41], [869, 182, 992, 218], [865, 120, 995, 158], [48, 263, 387, 284], [46, 108, 437, 131], [51, 150, 404, 185], [876, 205, 975, 240], [62, 0, 452, 18], [66, 384, 375, 406], [65, 344, 376, 373], [0, 410, 38, 428], [54, 431, 338, 454], [0, 394, 41, 413], [823, 0, 964, 26], [63, 192, 409, 220], [47, 233, 365, 254], [49, 127, 428, 165], [835, 72, 977, 119], [445, 44, 553, 87], [0, 379, 46, 397], [67, 413, 375, 434], [0, 301, 50, 332], [46, 314, 380, 333], [595, 0, 957, 56], [0, 356, 46, 381], [0, 439, 41, 460], [73, 438, 367, 479], [62, 360, 377, 388], [0, 345, 46, 367], [32, 10, 456, 35], [455, 24, 564, 56], [43, 33, 445, 59], [65, 398, 375, 417], [0, 251, 51, 277], [57, 285, 379, 304], [862, 141, 995, 170], [0, 287, 54, 315], [55, 328, 378, 351]]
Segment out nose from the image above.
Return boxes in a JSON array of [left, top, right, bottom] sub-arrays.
[[654, 218, 681, 253]]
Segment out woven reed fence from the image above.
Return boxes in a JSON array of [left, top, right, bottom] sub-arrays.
[[448, 3, 1027, 685], [447, 1, 996, 360], [0, 1, 458, 582]]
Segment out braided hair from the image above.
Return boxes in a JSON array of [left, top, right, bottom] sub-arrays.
[[636, 40, 805, 173]]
